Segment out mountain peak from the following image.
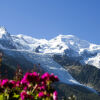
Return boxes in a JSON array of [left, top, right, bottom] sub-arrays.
[[0, 27, 7, 38]]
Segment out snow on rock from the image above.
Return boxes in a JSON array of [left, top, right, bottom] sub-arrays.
[[0, 27, 12, 40], [21, 51, 80, 85], [85, 53, 100, 68], [0, 27, 100, 68], [19, 51, 98, 93], [11, 34, 48, 51], [0, 27, 7, 38], [10, 34, 100, 58]]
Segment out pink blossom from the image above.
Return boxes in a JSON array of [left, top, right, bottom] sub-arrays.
[[1, 79, 9, 87], [20, 91, 33, 100], [9, 80, 16, 88], [23, 86, 27, 90], [53, 91, 58, 100], [21, 78, 29, 86], [22, 72, 39, 83], [54, 76, 59, 81], [38, 91, 45, 98], [39, 85, 46, 90], [0, 72, 59, 100], [32, 72, 40, 82], [50, 73, 59, 82], [20, 91, 27, 100], [41, 72, 50, 81], [0, 80, 1, 86], [16, 81, 20, 87]]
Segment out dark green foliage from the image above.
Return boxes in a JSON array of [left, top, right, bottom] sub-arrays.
[[0, 63, 15, 79]]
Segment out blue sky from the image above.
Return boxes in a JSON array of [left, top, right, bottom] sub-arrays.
[[0, 0, 100, 44]]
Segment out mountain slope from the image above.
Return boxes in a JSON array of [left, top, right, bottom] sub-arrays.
[[1, 48, 80, 85], [0, 27, 100, 95], [53, 54, 100, 92], [0, 48, 98, 95], [0, 27, 100, 68]]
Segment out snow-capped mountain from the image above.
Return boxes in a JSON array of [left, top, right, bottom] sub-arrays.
[[0, 27, 100, 68], [0, 27, 16, 49], [0, 26, 100, 94]]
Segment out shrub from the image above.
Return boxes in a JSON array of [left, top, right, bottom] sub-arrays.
[[0, 72, 59, 100]]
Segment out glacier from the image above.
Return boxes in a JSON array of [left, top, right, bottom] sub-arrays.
[[0, 27, 100, 68]]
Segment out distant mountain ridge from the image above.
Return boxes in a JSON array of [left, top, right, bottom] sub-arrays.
[[0, 26, 100, 68]]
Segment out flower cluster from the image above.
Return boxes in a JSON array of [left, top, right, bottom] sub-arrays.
[[0, 72, 59, 100]]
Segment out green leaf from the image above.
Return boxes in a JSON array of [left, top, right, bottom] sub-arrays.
[[0, 94, 3, 100], [13, 94, 20, 98], [0, 94, 7, 100]]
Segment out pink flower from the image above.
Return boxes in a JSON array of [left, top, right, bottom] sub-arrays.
[[20, 91, 33, 100], [53, 91, 58, 100], [24, 72, 33, 82], [50, 73, 59, 82], [16, 81, 20, 87], [9, 80, 15, 84], [32, 72, 40, 82], [41, 85, 46, 90], [41, 72, 50, 81], [20, 79, 29, 90], [1, 79, 17, 88], [54, 75, 59, 81], [33, 72, 38, 76], [38, 91, 45, 98], [0, 72, 59, 100], [0, 80, 1, 86], [39, 85, 46, 91], [23, 86, 27, 90], [22, 72, 39, 83], [20, 91, 27, 100], [41, 81, 46, 85], [21, 78, 29, 86], [1, 79, 9, 87], [9, 80, 16, 88]]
